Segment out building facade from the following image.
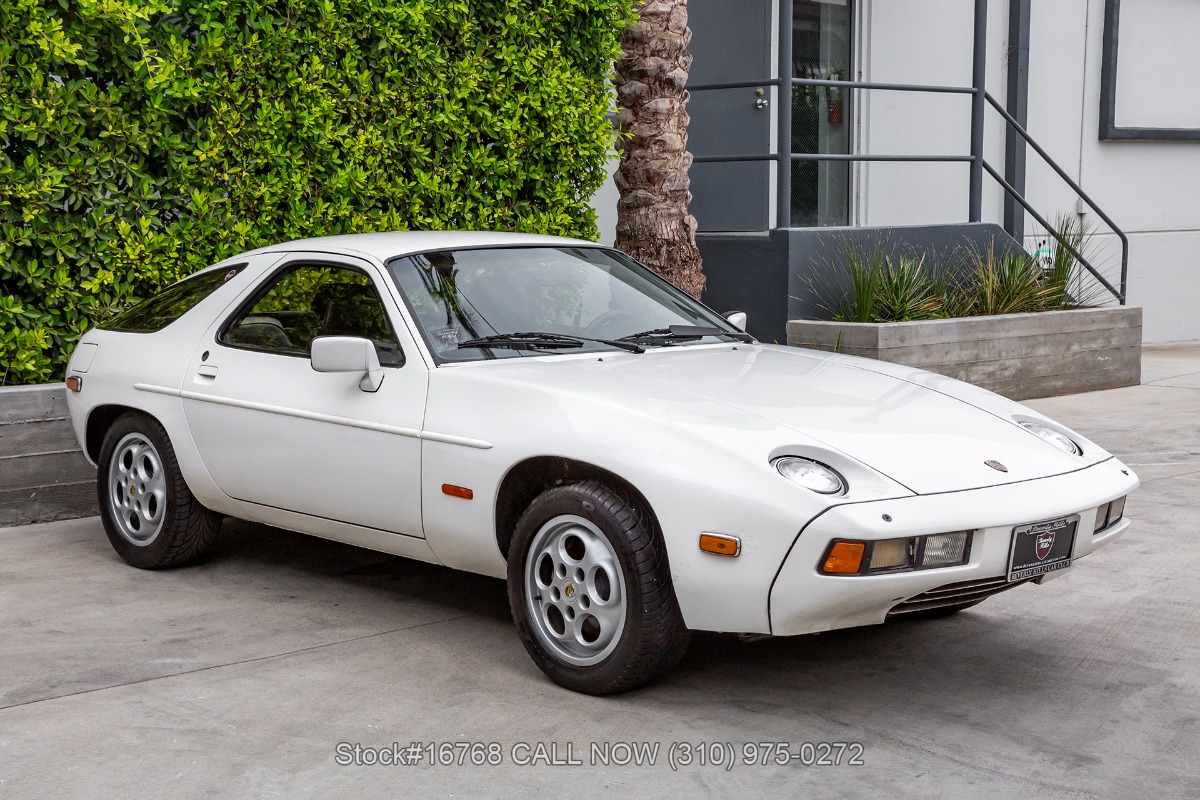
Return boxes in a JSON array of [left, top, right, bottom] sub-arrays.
[[593, 0, 1200, 344]]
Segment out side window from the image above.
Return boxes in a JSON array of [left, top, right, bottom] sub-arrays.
[[221, 264, 404, 367], [101, 265, 245, 333]]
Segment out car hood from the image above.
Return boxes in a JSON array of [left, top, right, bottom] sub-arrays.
[[457, 343, 1097, 495]]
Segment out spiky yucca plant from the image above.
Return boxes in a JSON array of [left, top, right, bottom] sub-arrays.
[[1040, 213, 1110, 309], [874, 255, 941, 321], [815, 238, 887, 323], [928, 265, 976, 319], [970, 243, 1057, 316], [810, 224, 1105, 324]]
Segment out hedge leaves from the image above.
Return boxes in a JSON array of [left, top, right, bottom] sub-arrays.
[[0, 0, 632, 384]]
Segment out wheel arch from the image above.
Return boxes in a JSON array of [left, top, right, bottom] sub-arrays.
[[85, 404, 149, 463], [494, 456, 659, 561]]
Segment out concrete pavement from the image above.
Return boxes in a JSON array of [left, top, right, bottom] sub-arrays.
[[2, 345, 1199, 799]]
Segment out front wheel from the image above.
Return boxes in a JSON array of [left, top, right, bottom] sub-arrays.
[[97, 412, 221, 569], [507, 480, 690, 694]]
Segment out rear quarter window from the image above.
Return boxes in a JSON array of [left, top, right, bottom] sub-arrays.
[[100, 265, 245, 333]]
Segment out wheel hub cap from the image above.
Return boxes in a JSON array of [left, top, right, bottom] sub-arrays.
[[524, 515, 627, 667], [108, 432, 168, 547]]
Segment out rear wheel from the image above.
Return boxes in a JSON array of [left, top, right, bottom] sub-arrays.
[[97, 412, 221, 569], [507, 480, 690, 694]]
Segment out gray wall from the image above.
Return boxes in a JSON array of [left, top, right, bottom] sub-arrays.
[[0, 384, 95, 526], [697, 230, 791, 343]]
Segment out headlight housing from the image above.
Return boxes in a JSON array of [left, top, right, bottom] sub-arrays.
[[1020, 421, 1081, 455], [1094, 495, 1127, 533], [820, 531, 973, 575], [773, 456, 846, 495]]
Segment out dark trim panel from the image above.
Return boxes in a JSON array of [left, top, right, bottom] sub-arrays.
[[1003, 0, 1031, 239], [1100, 0, 1200, 141]]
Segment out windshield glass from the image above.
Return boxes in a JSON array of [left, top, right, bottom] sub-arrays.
[[387, 247, 742, 362]]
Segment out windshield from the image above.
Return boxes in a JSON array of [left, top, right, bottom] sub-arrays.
[[387, 247, 743, 362]]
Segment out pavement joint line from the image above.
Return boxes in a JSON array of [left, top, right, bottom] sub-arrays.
[[1133, 467, 1200, 483], [0, 613, 471, 713], [1142, 382, 1200, 392], [1127, 497, 1197, 509], [1126, 462, 1197, 466], [1144, 366, 1200, 381], [818, 714, 1101, 798]]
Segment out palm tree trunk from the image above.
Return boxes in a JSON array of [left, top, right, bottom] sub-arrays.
[[613, 0, 704, 299]]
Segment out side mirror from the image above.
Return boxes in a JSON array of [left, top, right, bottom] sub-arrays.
[[311, 336, 384, 392], [724, 310, 748, 331]]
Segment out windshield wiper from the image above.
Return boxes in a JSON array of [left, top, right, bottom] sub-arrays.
[[458, 332, 645, 354], [617, 324, 754, 344]]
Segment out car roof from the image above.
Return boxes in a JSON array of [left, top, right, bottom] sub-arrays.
[[238, 231, 600, 263]]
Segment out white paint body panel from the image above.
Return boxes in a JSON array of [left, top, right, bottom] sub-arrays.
[[179, 252, 427, 536], [65, 232, 1139, 637]]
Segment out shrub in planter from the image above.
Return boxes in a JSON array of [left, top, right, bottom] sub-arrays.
[[812, 216, 1110, 324], [793, 218, 1138, 400], [0, 0, 634, 385]]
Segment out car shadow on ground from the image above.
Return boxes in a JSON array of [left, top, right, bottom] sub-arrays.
[[207, 518, 515, 624], [204, 518, 1102, 717]]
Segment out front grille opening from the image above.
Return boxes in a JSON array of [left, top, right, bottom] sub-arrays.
[[887, 575, 1032, 616]]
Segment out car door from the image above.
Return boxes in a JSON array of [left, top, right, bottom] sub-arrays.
[[181, 252, 427, 536]]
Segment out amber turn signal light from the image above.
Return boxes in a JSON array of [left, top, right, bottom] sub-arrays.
[[822, 541, 865, 574], [65, 376, 83, 392], [441, 484, 473, 500], [699, 533, 741, 557]]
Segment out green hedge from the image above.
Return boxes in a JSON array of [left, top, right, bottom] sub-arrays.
[[0, 0, 632, 385]]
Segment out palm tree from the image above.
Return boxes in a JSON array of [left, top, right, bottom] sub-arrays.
[[613, 0, 705, 299]]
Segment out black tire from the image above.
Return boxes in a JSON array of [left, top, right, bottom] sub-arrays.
[[507, 480, 690, 695], [898, 600, 983, 620], [97, 411, 221, 569]]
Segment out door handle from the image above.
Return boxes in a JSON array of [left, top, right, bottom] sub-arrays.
[[756, 97, 770, 109], [197, 365, 218, 378]]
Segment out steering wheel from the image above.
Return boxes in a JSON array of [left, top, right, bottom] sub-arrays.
[[583, 310, 636, 339]]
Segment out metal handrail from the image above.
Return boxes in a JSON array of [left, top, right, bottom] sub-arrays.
[[981, 161, 1123, 300], [687, 76, 1128, 304], [693, 153, 973, 163], [984, 91, 1129, 302], [688, 79, 783, 92], [791, 154, 973, 162], [792, 77, 975, 95]]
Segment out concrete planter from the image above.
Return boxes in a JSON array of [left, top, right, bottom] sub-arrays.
[[786, 307, 1142, 401], [0, 383, 95, 527]]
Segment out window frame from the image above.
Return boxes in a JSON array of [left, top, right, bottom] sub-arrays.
[[789, 0, 855, 228], [216, 259, 406, 367], [1099, 0, 1200, 141]]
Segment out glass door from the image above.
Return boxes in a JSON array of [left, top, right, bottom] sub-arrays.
[[791, 0, 852, 227]]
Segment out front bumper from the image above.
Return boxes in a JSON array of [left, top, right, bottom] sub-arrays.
[[768, 457, 1138, 636]]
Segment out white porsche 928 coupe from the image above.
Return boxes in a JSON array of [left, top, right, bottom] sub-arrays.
[[65, 232, 1137, 694]]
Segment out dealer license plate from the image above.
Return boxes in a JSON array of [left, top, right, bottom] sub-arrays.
[[1007, 514, 1079, 582]]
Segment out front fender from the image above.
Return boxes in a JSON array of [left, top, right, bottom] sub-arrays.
[[419, 364, 912, 633]]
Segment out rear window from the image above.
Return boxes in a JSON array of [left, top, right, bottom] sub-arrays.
[[100, 265, 244, 333]]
